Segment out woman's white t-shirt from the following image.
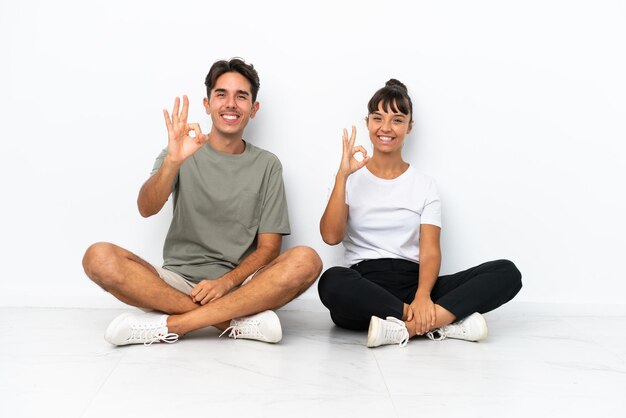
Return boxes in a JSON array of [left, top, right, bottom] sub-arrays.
[[342, 165, 442, 266]]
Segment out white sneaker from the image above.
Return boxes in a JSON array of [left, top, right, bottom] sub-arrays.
[[366, 316, 409, 348], [426, 312, 488, 342], [104, 312, 179, 346], [219, 310, 282, 343]]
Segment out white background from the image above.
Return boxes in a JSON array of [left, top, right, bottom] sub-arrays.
[[1, 0, 624, 308]]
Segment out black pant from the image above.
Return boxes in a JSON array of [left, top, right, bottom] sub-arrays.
[[317, 258, 522, 330]]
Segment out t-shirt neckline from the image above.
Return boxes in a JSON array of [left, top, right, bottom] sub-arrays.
[[363, 164, 413, 184]]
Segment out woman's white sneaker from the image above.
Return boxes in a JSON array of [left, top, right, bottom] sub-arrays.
[[426, 312, 488, 342], [104, 312, 178, 346], [366, 316, 409, 348], [219, 310, 282, 343]]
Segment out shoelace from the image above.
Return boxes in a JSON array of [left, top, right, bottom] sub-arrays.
[[127, 324, 178, 346], [426, 320, 466, 341], [385, 317, 409, 347], [426, 329, 446, 341], [219, 317, 262, 340], [144, 332, 179, 346]]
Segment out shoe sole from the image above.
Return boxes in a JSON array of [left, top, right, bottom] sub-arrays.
[[473, 313, 489, 341], [263, 311, 282, 343], [104, 312, 133, 345], [366, 316, 380, 348]]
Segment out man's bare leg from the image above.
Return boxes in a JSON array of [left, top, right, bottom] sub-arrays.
[[82, 242, 198, 314], [167, 246, 323, 336]]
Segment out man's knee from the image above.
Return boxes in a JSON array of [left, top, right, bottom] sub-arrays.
[[82, 242, 122, 286], [281, 246, 323, 287]]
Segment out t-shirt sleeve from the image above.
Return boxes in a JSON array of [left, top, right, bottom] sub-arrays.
[[420, 179, 442, 228], [150, 147, 179, 189], [258, 162, 291, 235]]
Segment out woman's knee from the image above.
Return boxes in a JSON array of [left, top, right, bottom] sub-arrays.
[[317, 267, 354, 300], [495, 259, 523, 292]]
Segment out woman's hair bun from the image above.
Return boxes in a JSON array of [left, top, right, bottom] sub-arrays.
[[385, 79, 408, 93]]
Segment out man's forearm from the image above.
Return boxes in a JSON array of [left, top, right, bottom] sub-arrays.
[[220, 241, 281, 289], [137, 156, 181, 217]]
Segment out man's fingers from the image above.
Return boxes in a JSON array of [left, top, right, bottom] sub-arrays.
[[192, 290, 204, 303], [187, 123, 203, 137], [163, 110, 173, 131], [180, 95, 189, 122], [172, 97, 180, 124]]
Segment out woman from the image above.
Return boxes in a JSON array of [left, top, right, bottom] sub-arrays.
[[318, 79, 522, 348]]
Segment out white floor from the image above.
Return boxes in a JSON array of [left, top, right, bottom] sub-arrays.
[[1, 302, 625, 418]]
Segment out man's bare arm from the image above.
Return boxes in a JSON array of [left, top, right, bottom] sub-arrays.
[[190, 233, 282, 305], [137, 95, 207, 217]]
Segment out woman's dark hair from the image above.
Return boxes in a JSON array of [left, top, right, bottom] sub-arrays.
[[205, 58, 260, 102], [367, 79, 413, 123]]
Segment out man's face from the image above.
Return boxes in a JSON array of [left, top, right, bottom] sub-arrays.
[[204, 71, 259, 138]]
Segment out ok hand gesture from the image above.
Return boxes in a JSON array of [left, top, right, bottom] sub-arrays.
[[338, 126, 370, 177], [163, 95, 208, 164]]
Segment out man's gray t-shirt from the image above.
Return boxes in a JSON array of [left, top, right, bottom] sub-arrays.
[[151, 141, 290, 283]]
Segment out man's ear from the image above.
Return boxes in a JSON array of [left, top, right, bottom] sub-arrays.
[[250, 101, 260, 119], [203, 97, 210, 114]]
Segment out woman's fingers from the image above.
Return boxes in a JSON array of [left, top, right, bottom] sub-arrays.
[[348, 125, 357, 146], [353, 145, 367, 158]]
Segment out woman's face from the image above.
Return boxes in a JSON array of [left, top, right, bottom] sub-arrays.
[[366, 101, 413, 154]]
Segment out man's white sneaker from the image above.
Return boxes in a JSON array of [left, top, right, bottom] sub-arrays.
[[366, 316, 409, 348], [219, 310, 282, 343], [104, 312, 179, 346], [426, 312, 488, 342]]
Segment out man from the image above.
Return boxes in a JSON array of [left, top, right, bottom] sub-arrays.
[[83, 58, 322, 346]]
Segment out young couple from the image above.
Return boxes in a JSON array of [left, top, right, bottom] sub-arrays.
[[82, 58, 522, 349]]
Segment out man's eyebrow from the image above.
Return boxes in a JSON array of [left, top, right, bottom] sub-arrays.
[[213, 88, 250, 96]]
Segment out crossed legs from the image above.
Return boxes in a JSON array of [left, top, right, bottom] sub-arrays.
[[318, 259, 522, 339], [83, 242, 323, 336]]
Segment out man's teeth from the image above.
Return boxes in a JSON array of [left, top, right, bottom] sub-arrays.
[[223, 115, 238, 120]]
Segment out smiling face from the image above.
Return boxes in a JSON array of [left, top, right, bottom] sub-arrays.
[[203, 71, 260, 139], [366, 101, 413, 154]]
